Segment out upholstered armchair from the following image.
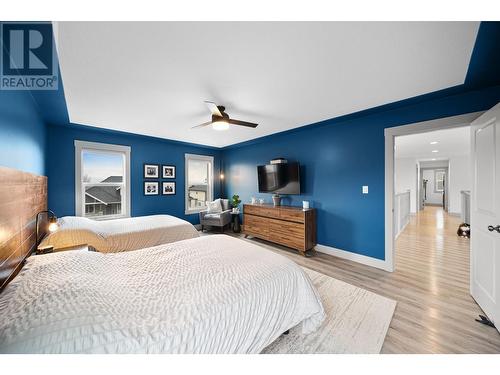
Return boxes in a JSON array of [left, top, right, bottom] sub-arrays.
[[199, 199, 232, 232]]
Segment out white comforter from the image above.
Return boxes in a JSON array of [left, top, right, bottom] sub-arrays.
[[39, 215, 199, 253], [0, 235, 325, 353]]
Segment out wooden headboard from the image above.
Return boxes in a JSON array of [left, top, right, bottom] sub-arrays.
[[0, 166, 47, 290]]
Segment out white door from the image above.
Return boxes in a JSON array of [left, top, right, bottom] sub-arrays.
[[470, 102, 500, 332]]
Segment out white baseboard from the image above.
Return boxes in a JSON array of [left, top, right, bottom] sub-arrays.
[[394, 219, 410, 240], [315, 244, 391, 272]]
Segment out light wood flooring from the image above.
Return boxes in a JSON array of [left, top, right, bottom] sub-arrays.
[[204, 206, 500, 353]]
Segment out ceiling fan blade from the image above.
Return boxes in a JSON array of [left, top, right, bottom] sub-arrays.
[[228, 119, 259, 128], [191, 121, 212, 129], [204, 101, 223, 117]]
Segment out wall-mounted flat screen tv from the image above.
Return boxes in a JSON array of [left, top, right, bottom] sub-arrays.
[[257, 162, 300, 194]]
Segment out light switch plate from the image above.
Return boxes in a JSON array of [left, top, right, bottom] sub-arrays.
[[362, 186, 369, 194]]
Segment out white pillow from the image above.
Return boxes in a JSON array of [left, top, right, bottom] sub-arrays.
[[206, 199, 223, 214]]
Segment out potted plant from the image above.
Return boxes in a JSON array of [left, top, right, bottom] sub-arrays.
[[231, 194, 242, 213]]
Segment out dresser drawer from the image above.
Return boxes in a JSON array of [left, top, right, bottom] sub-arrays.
[[269, 218, 304, 241], [279, 209, 305, 223], [274, 235, 305, 251], [269, 218, 304, 234], [244, 205, 280, 219], [269, 223, 305, 251], [243, 214, 269, 239]]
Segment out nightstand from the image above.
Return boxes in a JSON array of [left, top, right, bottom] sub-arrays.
[[36, 244, 89, 255], [231, 212, 241, 233]]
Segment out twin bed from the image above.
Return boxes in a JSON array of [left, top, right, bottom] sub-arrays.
[[0, 214, 325, 353], [39, 214, 200, 252]]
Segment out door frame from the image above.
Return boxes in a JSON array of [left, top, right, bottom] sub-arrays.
[[384, 111, 483, 272], [419, 165, 449, 210]]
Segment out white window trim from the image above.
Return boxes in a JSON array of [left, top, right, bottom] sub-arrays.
[[75, 140, 131, 220], [185, 153, 214, 215], [434, 169, 446, 193]]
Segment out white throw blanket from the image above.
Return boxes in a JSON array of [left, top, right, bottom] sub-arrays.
[[0, 235, 325, 353], [39, 215, 199, 253]]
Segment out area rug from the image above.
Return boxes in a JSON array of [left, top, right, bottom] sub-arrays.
[[262, 267, 397, 354]]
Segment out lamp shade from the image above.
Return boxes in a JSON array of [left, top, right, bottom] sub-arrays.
[[35, 210, 59, 249], [48, 216, 59, 232]]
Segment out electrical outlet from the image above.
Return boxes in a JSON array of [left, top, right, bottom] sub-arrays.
[[362, 186, 369, 194]]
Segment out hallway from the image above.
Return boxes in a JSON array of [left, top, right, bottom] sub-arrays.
[[391, 205, 500, 353]]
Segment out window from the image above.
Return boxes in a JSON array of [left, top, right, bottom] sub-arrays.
[[185, 154, 214, 214], [435, 170, 446, 193], [75, 141, 131, 219]]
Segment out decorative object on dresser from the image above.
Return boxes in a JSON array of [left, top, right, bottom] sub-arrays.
[[144, 181, 159, 195], [243, 203, 316, 256], [144, 163, 159, 178], [162, 165, 176, 178], [272, 194, 282, 206], [162, 182, 176, 195]]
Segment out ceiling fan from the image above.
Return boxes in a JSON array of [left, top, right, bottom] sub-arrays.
[[192, 101, 259, 131]]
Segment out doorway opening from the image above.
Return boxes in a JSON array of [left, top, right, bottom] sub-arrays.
[[384, 112, 481, 271], [385, 106, 500, 344], [394, 126, 470, 253]]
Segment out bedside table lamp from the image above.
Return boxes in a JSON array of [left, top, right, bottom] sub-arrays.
[[35, 210, 59, 249]]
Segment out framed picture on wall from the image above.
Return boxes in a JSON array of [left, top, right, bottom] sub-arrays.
[[144, 164, 159, 178], [144, 181, 159, 195], [162, 165, 176, 179], [162, 182, 176, 195]]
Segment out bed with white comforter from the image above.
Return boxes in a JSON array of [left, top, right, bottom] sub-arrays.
[[39, 214, 199, 253], [0, 235, 325, 353]]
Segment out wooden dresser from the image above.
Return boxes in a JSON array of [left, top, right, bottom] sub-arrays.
[[243, 204, 316, 255]]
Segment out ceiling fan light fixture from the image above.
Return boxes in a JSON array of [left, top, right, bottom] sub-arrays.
[[212, 120, 230, 131], [192, 101, 258, 130]]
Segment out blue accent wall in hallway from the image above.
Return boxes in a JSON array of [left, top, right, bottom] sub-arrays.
[[222, 85, 500, 260], [0, 90, 47, 175], [47, 123, 222, 224]]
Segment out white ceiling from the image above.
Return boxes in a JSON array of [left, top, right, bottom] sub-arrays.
[[55, 22, 479, 148], [395, 126, 470, 160]]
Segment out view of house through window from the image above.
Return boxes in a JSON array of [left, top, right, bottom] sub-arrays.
[[75, 141, 131, 219], [185, 154, 214, 214], [82, 151, 125, 217]]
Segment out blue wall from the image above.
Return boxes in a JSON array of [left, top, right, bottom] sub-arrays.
[[47, 123, 222, 224], [464, 22, 500, 89], [4, 20, 498, 255], [223, 85, 500, 260], [0, 90, 47, 175]]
